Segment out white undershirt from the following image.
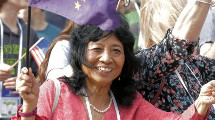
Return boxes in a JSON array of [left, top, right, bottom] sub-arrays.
[[46, 40, 72, 79]]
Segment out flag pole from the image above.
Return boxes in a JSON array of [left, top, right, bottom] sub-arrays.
[[26, 6, 31, 69], [11, 37, 45, 68]]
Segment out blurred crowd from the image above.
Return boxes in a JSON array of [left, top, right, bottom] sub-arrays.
[[1, 0, 215, 119]]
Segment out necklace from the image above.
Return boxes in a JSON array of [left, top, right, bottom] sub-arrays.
[[83, 88, 121, 120], [83, 96, 112, 113]]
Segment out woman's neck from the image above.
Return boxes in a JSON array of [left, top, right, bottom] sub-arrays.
[[85, 80, 112, 109], [31, 19, 48, 31], [86, 85, 110, 102], [83, 85, 112, 120], [31, 12, 48, 31]]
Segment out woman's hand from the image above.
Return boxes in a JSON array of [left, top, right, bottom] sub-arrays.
[[195, 80, 215, 115], [16, 67, 39, 112]]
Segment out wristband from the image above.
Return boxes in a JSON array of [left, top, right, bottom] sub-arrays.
[[195, 0, 215, 9], [17, 104, 37, 117]]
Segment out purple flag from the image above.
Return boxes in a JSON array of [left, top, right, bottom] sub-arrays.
[[29, 0, 120, 30]]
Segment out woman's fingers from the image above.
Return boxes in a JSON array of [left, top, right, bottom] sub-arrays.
[[210, 80, 215, 87], [16, 67, 39, 108], [210, 81, 215, 98], [20, 67, 28, 74], [199, 80, 215, 104], [16, 67, 39, 103], [20, 73, 33, 83], [17, 85, 32, 94], [16, 67, 32, 92], [212, 91, 215, 97], [16, 77, 33, 92], [16, 79, 33, 89]]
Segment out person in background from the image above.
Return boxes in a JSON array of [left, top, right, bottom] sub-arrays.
[[15, 8, 215, 118], [18, 7, 61, 44], [37, 20, 77, 84], [124, 0, 140, 51], [44, 11, 67, 30], [136, 0, 215, 119], [0, 0, 38, 119], [118, 0, 140, 51], [139, 0, 186, 48], [199, 8, 215, 59]]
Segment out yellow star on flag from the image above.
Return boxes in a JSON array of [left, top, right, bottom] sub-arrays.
[[74, 1, 81, 10]]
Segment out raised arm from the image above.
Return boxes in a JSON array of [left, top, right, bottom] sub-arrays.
[[15, 68, 39, 120], [136, 80, 215, 119], [136, 0, 214, 80], [172, 0, 212, 41]]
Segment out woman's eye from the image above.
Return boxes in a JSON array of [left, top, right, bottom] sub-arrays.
[[92, 48, 102, 52], [113, 49, 121, 54]]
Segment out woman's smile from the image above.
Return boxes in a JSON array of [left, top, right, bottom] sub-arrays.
[[96, 66, 112, 72], [82, 34, 124, 84]]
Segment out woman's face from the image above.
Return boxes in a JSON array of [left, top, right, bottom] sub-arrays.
[[82, 34, 125, 86]]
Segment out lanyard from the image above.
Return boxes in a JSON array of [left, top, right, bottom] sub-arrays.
[[184, 63, 202, 87], [176, 64, 215, 109], [175, 70, 194, 102], [83, 88, 121, 120], [0, 19, 23, 76]]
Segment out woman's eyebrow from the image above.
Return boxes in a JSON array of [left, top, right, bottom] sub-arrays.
[[112, 44, 123, 49]]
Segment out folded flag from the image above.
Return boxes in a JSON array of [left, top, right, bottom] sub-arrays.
[[30, 37, 50, 67], [28, 0, 120, 31]]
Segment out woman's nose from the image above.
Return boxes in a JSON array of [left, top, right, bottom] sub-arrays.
[[99, 50, 113, 63]]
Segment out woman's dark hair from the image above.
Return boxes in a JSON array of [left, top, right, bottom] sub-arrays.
[[37, 20, 77, 83], [64, 15, 140, 107]]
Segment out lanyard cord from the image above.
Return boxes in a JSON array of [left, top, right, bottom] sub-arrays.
[[110, 90, 121, 120], [175, 63, 215, 110], [185, 63, 202, 87], [0, 19, 23, 76], [175, 70, 195, 102], [0, 19, 3, 64], [83, 88, 121, 120], [83, 88, 92, 120], [185, 63, 215, 109], [17, 19, 23, 76]]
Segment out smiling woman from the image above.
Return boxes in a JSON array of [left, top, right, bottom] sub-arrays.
[[14, 0, 215, 119], [83, 34, 125, 86], [67, 17, 138, 108]]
